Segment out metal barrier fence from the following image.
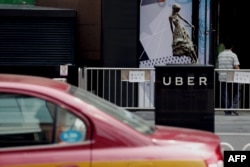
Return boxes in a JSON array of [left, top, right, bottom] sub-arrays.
[[83, 67, 155, 111], [83, 67, 250, 113], [83, 67, 250, 152], [214, 69, 250, 113]]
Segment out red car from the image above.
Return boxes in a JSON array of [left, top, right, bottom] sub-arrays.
[[0, 74, 223, 167]]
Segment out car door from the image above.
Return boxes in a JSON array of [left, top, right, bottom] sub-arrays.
[[0, 92, 91, 167]]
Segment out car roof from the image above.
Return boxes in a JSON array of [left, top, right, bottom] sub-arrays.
[[0, 73, 69, 91]]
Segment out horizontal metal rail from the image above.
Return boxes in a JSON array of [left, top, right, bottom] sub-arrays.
[[214, 69, 250, 112], [83, 67, 250, 113], [83, 67, 155, 111]]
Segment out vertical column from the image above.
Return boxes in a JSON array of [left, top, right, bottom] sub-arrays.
[[155, 65, 214, 132]]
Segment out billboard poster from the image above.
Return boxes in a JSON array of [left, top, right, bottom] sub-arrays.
[[139, 0, 195, 67], [139, 0, 211, 108]]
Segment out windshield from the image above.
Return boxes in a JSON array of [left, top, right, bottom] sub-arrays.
[[69, 86, 155, 135]]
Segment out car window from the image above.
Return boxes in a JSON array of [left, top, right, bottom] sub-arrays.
[[69, 86, 156, 134], [0, 93, 86, 148]]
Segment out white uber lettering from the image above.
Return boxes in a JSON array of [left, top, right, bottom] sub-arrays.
[[162, 76, 207, 86], [163, 77, 171, 86], [199, 77, 207, 85], [176, 77, 183, 86], [188, 77, 194, 85]]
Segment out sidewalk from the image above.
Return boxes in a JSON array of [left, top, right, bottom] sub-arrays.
[[134, 110, 250, 127], [215, 110, 250, 115]]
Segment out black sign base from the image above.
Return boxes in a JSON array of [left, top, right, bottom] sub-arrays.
[[155, 65, 214, 132]]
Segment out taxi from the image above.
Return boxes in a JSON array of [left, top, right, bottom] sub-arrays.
[[0, 74, 223, 167]]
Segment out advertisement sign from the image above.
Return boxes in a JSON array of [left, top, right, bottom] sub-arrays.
[[139, 0, 194, 67], [155, 65, 214, 132], [139, 0, 211, 109]]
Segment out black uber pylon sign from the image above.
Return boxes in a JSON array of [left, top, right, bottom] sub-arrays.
[[155, 65, 214, 132]]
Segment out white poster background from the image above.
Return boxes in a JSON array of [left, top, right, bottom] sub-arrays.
[[140, 0, 193, 66]]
